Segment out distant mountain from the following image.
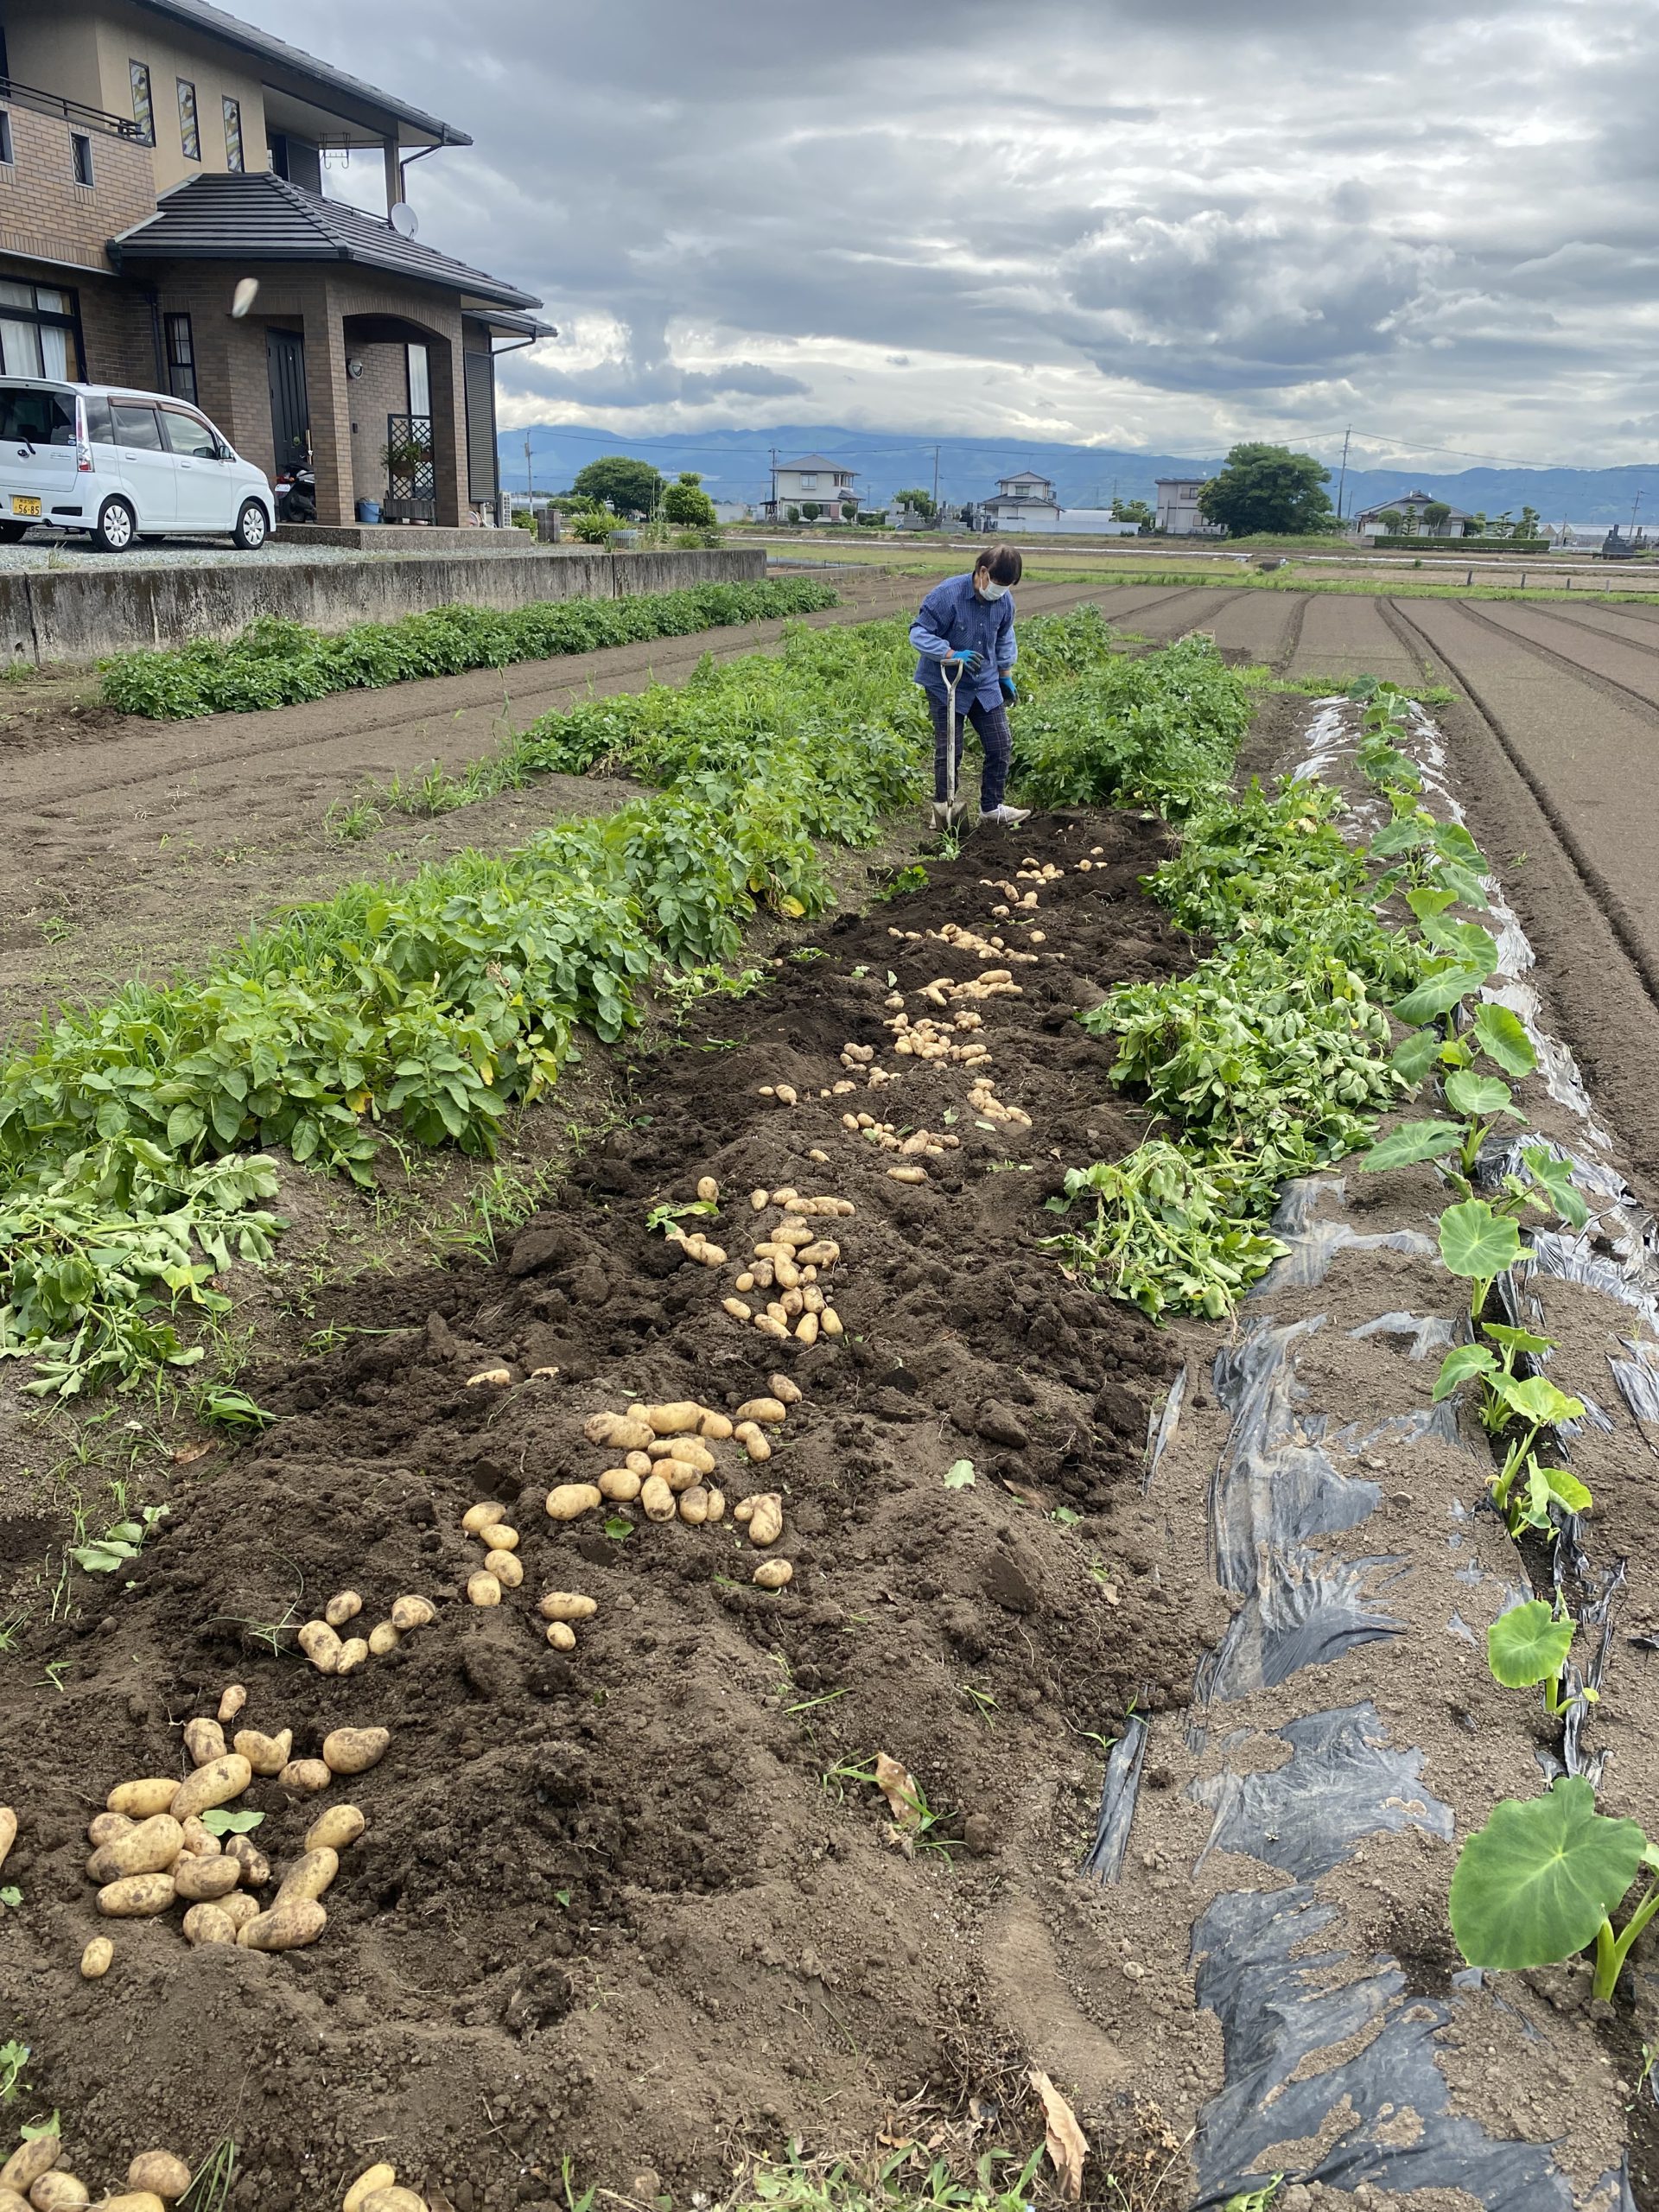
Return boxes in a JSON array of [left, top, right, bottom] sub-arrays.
[[496, 421, 1659, 527]]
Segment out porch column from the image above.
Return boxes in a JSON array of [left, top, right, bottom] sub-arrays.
[[425, 329, 468, 528], [301, 283, 355, 526]]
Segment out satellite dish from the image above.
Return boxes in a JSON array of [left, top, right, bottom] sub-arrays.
[[389, 201, 418, 239]]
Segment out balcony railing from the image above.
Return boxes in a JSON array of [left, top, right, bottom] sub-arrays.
[[0, 76, 145, 141]]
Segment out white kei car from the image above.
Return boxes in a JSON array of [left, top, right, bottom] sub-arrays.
[[0, 377, 276, 551]]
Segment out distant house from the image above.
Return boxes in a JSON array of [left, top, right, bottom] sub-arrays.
[[1354, 490, 1473, 539], [766, 454, 859, 520], [1154, 478, 1224, 537], [970, 469, 1061, 528]]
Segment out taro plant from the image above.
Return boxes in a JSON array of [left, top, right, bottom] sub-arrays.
[[1487, 1597, 1594, 1716], [1449, 1775, 1659, 2001]]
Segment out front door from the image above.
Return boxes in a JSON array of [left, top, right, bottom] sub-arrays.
[[266, 328, 308, 474]]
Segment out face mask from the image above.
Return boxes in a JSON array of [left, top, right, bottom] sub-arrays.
[[976, 580, 1008, 601]]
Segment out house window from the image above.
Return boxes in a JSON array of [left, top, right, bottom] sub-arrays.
[[177, 78, 200, 161], [799, 474, 817, 491], [222, 96, 244, 171], [0, 112, 12, 168], [130, 61, 156, 145], [163, 313, 197, 404], [70, 132, 94, 188], [407, 343, 430, 415], [0, 280, 79, 379]]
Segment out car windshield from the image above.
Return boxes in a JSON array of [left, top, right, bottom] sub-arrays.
[[0, 387, 76, 446]]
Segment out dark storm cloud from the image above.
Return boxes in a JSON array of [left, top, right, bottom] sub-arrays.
[[232, 0, 1659, 458]]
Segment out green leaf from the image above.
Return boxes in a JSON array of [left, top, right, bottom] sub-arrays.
[[1481, 1322, 1554, 1356], [943, 1459, 976, 1489], [1432, 1342, 1497, 1401], [1360, 1120, 1464, 1172], [1449, 1776, 1647, 1971], [1423, 916, 1499, 969], [1521, 1147, 1590, 1233], [1535, 1464, 1593, 1515], [1438, 1199, 1522, 1282], [0, 1887, 20, 1909], [1471, 1002, 1537, 1078], [1390, 1029, 1441, 1087], [1487, 1599, 1574, 1689], [1404, 886, 1458, 925], [1444, 1070, 1513, 1119], [1393, 964, 1491, 1026], [1501, 1375, 1585, 1428], [602, 1516, 633, 1541], [199, 1807, 264, 1836]]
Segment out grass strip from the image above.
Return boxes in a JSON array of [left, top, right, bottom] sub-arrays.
[[98, 578, 841, 719]]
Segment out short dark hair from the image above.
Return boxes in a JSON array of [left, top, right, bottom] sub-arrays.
[[975, 543, 1023, 585]]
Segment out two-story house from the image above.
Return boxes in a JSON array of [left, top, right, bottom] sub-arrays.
[[973, 468, 1060, 528], [0, 0, 550, 527], [766, 453, 858, 521]]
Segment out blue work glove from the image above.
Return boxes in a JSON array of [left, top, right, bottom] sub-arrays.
[[944, 647, 982, 676], [999, 673, 1018, 703]]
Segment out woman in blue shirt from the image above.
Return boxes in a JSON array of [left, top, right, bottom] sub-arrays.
[[909, 544, 1029, 830]]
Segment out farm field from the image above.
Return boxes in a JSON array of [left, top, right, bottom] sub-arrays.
[[2, 577, 1659, 2210]]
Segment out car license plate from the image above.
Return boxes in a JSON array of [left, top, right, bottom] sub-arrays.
[[11, 496, 41, 517]]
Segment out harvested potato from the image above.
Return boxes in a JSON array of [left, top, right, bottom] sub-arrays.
[[467, 1367, 512, 1388], [181, 1902, 238, 1948], [220, 1891, 260, 1933], [485, 1550, 524, 1589], [216, 1684, 247, 1724], [179, 1817, 221, 1859], [97, 1873, 176, 1918], [277, 1760, 332, 1795], [225, 1834, 270, 1886], [174, 1852, 242, 1904], [624, 1450, 653, 1476], [582, 1412, 653, 1452], [598, 1468, 641, 1502], [753, 1314, 789, 1341], [545, 1621, 577, 1652], [888, 1164, 927, 1184], [101, 2198, 168, 2212], [0, 2133, 60, 2190], [323, 1726, 390, 1777], [699, 1408, 734, 1440], [183, 1718, 226, 1769], [461, 1501, 503, 1535], [734, 1422, 772, 1462], [0, 1809, 13, 1878], [655, 1459, 702, 1494], [480, 1522, 518, 1552], [86, 1812, 133, 1848], [545, 1483, 603, 1522], [750, 1187, 771, 1210], [277, 1846, 339, 1903], [296, 1620, 342, 1675], [780, 1288, 804, 1319], [335, 1637, 371, 1676], [696, 1175, 720, 1202], [367, 1621, 401, 1657], [737, 1395, 788, 1425], [305, 1804, 365, 1853], [722, 1298, 753, 1322], [769, 1373, 803, 1405], [325, 1591, 363, 1628], [641, 1401, 702, 1436], [640, 1474, 677, 1522], [171, 1754, 252, 1825], [235, 1728, 292, 1777], [821, 1308, 844, 1338], [79, 1936, 113, 1980], [359, 2190, 429, 2212], [390, 1595, 435, 1631], [126, 2153, 192, 2202], [342, 2169, 397, 2212], [796, 1313, 820, 1346], [706, 1486, 727, 1524], [746, 1494, 785, 1548], [0, 2187, 35, 2212], [467, 1571, 502, 1608], [30, 2171, 88, 2210], [678, 1485, 710, 1526], [86, 1815, 184, 1885], [775, 1084, 798, 1106], [238, 1898, 326, 1952], [106, 1778, 178, 1819], [538, 1592, 597, 1623]]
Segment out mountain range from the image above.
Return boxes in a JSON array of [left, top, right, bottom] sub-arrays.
[[494, 421, 1659, 526]]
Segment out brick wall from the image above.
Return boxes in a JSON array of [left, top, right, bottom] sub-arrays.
[[0, 103, 156, 277], [346, 341, 410, 505]]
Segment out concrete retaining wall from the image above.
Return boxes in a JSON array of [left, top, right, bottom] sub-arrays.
[[2, 547, 770, 666]]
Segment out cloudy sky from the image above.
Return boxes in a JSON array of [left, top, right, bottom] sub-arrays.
[[236, 0, 1658, 471]]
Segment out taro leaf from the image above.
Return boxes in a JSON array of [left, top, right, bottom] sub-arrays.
[[1350, 675, 1382, 699], [1370, 817, 1432, 859], [1424, 916, 1500, 970], [1360, 1120, 1464, 1173], [1438, 1199, 1522, 1282], [1431, 818, 1488, 867], [1432, 1342, 1497, 1401], [1444, 1070, 1514, 1120], [1536, 1464, 1594, 1515], [1487, 1599, 1574, 1688], [1522, 1147, 1590, 1232], [943, 1459, 976, 1489], [1430, 859, 1492, 911], [200, 1807, 264, 1837], [1391, 1029, 1442, 1087], [1405, 886, 1459, 925], [1448, 1775, 1646, 1972], [1481, 1322, 1554, 1356], [1472, 1001, 1537, 1078], [1501, 1375, 1586, 1429], [1394, 964, 1491, 1027]]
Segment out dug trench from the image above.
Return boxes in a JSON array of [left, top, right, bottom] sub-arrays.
[[0, 809, 1236, 2208]]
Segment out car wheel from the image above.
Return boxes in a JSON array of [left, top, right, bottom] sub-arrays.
[[0, 521, 29, 543], [94, 499, 136, 552], [231, 499, 269, 551]]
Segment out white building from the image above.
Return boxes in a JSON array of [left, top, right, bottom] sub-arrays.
[[1353, 490, 1473, 539], [766, 454, 860, 520], [1002, 510, 1144, 537], [1154, 478, 1224, 536], [973, 469, 1062, 528]]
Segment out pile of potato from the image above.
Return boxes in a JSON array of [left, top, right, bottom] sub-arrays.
[[0, 2129, 192, 2209], [721, 1190, 851, 1345], [460, 1505, 523, 1606], [342, 2162, 432, 2212], [966, 1077, 1033, 1131], [294, 1592, 435, 1675], [78, 1704, 386, 1960], [840, 1112, 962, 1162]]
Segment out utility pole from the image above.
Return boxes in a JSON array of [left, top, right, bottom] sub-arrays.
[[931, 443, 941, 524], [523, 430, 534, 502], [769, 446, 779, 524], [1334, 425, 1351, 523], [1631, 486, 1643, 542]]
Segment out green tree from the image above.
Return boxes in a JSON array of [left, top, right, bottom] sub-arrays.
[[661, 471, 718, 526], [800, 501, 823, 522], [1197, 444, 1335, 537], [1517, 505, 1542, 540], [840, 501, 857, 522], [893, 486, 939, 521], [785, 505, 801, 524], [1377, 509, 1404, 535], [1110, 497, 1154, 526], [1423, 501, 1452, 534], [570, 454, 665, 518]]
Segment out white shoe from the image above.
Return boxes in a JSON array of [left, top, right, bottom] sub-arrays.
[[979, 804, 1032, 828]]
